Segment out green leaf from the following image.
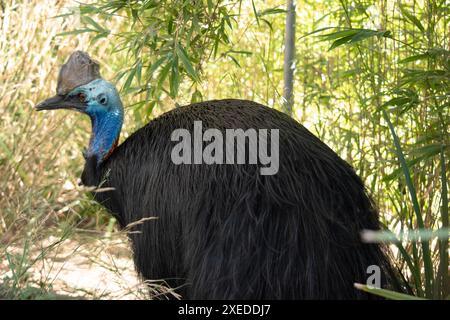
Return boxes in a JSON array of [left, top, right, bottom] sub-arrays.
[[228, 55, 241, 68], [131, 9, 139, 23], [349, 30, 380, 43], [78, 4, 102, 15], [399, 5, 425, 32], [176, 44, 199, 81], [167, 16, 174, 34], [207, 0, 213, 15], [361, 228, 450, 243], [157, 62, 172, 89], [320, 29, 361, 41], [251, 0, 260, 26], [191, 89, 203, 103], [122, 67, 136, 93], [298, 26, 339, 40], [148, 55, 168, 76], [323, 29, 392, 51], [328, 34, 355, 50], [381, 109, 434, 298], [90, 31, 109, 44], [226, 50, 253, 56], [223, 12, 233, 29], [143, 1, 158, 10], [169, 57, 180, 98], [409, 143, 443, 157], [56, 28, 95, 37], [136, 60, 142, 85], [382, 97, 411, 108], [354, 283, 426, 300], [400, 53, 429, 64], [261, 18, 273, 31], [338, 68, 359, 79], [258, 7, 286, 16], [81, 15, 107, 32]]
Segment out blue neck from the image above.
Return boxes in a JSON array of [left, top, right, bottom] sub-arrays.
[[86, 110, 123, 164]]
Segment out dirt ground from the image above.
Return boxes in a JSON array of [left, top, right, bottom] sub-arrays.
[[0, 233, 150, 299]]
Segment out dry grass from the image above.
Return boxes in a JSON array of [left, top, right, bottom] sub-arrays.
[[0, 0, 152, 300], [0, 232, 148, 299]]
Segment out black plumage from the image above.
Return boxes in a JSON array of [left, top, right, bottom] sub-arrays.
[[81, 98, 398, 299]]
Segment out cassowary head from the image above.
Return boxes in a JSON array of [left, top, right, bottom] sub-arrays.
[[36, 51, 123, 163]]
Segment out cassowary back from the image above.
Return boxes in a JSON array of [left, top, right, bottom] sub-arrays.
[[83, 99, 395, 299]]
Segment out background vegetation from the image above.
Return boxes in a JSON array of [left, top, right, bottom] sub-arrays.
[[0, 0, 448, 299]]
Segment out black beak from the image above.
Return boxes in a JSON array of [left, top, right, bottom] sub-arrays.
[[35, 94, 87, 112]]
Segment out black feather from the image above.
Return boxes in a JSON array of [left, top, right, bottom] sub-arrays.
[[82, 99, 400, 299]]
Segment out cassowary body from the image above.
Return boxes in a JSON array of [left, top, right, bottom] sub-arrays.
[[36, 52, 397, 299]]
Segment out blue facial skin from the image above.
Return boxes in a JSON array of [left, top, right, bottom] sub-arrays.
[[68, 79, 124, 164]]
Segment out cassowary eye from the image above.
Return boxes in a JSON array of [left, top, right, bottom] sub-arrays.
[[78, 93, 86, 102], [98, 95, 107, 105]]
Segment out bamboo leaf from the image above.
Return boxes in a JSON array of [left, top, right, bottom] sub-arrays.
[[258, 7, 286, 16], [56, 28, 95, 37], [321, 29, 361, 41], [81, 15, 107, 32], [122, 67, 136, 93], [261, 18, 273, 31], [349, 30, 380, 43], [228, 55, 241, 68], [354, 283, 426, 300], [324, 29, 392, 50], [400, 53, 429, 64], [207, 0, 213, 15], [251, 0, 260, 26], [148, 55, 169, 76], [191, 89, 203, 103], [226, 50, 253, 56], [399, 5, 425, 32], [299, 26, 339, 40], [136, 60, 142, 85], [382, 97, 411, 108], [176, 44, 199, 81], [169, 57, 180, 98], [381, 109, 434, 298], [328, 34, 355, 50], [361, 228, 450, 242], [157, 62, 172, 89]]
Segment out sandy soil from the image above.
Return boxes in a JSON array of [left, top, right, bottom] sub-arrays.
[[0, 233, 150, 299]]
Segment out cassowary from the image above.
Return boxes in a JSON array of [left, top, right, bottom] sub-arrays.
[[36, 51, 398, 299]]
